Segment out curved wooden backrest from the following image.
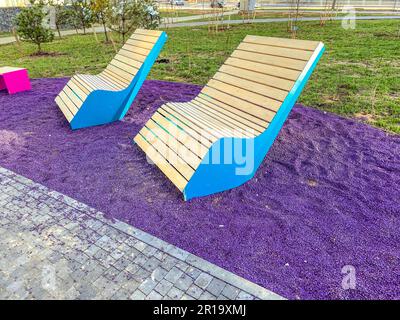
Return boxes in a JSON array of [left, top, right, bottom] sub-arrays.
[[56, 29, 164, 123], [197, 35, 321, 131], [101, 29, 164, 87]]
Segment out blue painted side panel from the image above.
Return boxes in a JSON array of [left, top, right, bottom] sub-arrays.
[[70, 32, 167, 130], [118, 32, 167, 120], [183, 43, 325, 201], [70, 77, 137, 130]]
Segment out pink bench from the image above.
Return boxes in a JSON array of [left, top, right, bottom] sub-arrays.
[[0, 66, 31, 95]]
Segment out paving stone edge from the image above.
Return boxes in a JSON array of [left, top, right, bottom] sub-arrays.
[[0, 167, 285, 300]]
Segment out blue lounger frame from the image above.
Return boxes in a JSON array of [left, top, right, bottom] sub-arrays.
[[182, 42, 325, 201], [70, 32, 168, 130]]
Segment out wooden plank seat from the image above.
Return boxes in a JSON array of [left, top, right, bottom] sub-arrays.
[[134, 35, 325, 200], [55, 29, 168, 129]]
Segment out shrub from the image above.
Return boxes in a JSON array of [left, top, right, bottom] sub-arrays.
[[53, 3, 75, 38], [91, 0, 110, 41], [107, 0, 160, 43], [71, 0, 93, 34], [14, 0, 55, 54]]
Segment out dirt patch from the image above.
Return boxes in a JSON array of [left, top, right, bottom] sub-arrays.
[[388, 92, 400, 100], [29, 51, 66, 58], [156, 58, 170, 64], [354, 112, 377, 123]]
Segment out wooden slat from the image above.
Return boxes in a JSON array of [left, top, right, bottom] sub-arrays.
[[189, 100, 259, 137], [58, 90, 79, 115], [110, 59, 138, 76], [182, 102, 240, 136], [55, 96, 74, 122], [185, 102, 254, 138], [160, 105, 215, 145], [95, 73, 124, 90], [72, 76, 91, 94], [113, 54, 142, 70], [177, 102, 249, 138], [122, 43, 151, 56], [100, 70, 129, 88], [62, 86, 83, 110], [139, 126, 195, 181], [105, 65, 133, 82], [237, 42, 313, 61], [218, 64, 294, 91], [201, 86, 276, 122], [230, 50, 307, 71], [67, 79, 88, 100], [119, 48, 147, 62], [134, 134, 187, 192], [152, 111, 210, 158], [131, 33, 158, 44], [213, 72, 288, 102], [126, 38, 154, 50], [75, 75, 97, 91], [195, 94, 268, 130], [81, 74, 118, 91], [145, 118, 201, 170], [134, 29, 162, 37], [225, 57, 301, 81], [192, 97, 264, 134], [171, 103, 229, 138], [244, 35, 319, 51], [77, 74, 119, 93], [206, 79, 282, 111]]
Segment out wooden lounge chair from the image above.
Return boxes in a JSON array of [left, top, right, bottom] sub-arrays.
[[134, 35, 325, 200], [55, 29, 167, 130]]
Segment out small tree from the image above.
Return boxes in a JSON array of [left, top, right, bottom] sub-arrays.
[[71, 0, 93, 34], [91, 0, 110, 41], [53, 3, 74, 38], [107, 0, 137, 43], [140, 0, 161, 30], [14, 0, 55, 54], [107, 0, 160, 43]]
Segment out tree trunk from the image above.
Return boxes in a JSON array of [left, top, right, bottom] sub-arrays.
[[56, 25, 62, 39], [81, 14, 86, 34], [102, 15, 108, 42], [331, 0, 337, 10], [122, 17, 126, 43]]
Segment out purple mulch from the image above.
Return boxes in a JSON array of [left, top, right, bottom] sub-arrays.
[[0, 78, 399, 300]]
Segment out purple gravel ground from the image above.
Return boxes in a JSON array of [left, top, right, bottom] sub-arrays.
[[0, 78, 399, 300]]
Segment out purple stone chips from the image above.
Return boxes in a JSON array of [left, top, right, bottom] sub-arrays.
[[0, 78, 399, 299]]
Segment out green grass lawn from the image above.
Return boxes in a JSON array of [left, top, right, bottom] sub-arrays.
[[0, 20, 399, 133]]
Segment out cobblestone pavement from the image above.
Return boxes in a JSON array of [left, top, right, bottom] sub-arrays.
[[0, 167, 284, 300]]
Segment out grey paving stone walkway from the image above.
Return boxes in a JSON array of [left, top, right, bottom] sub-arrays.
[[0, 167, 284, 300]]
